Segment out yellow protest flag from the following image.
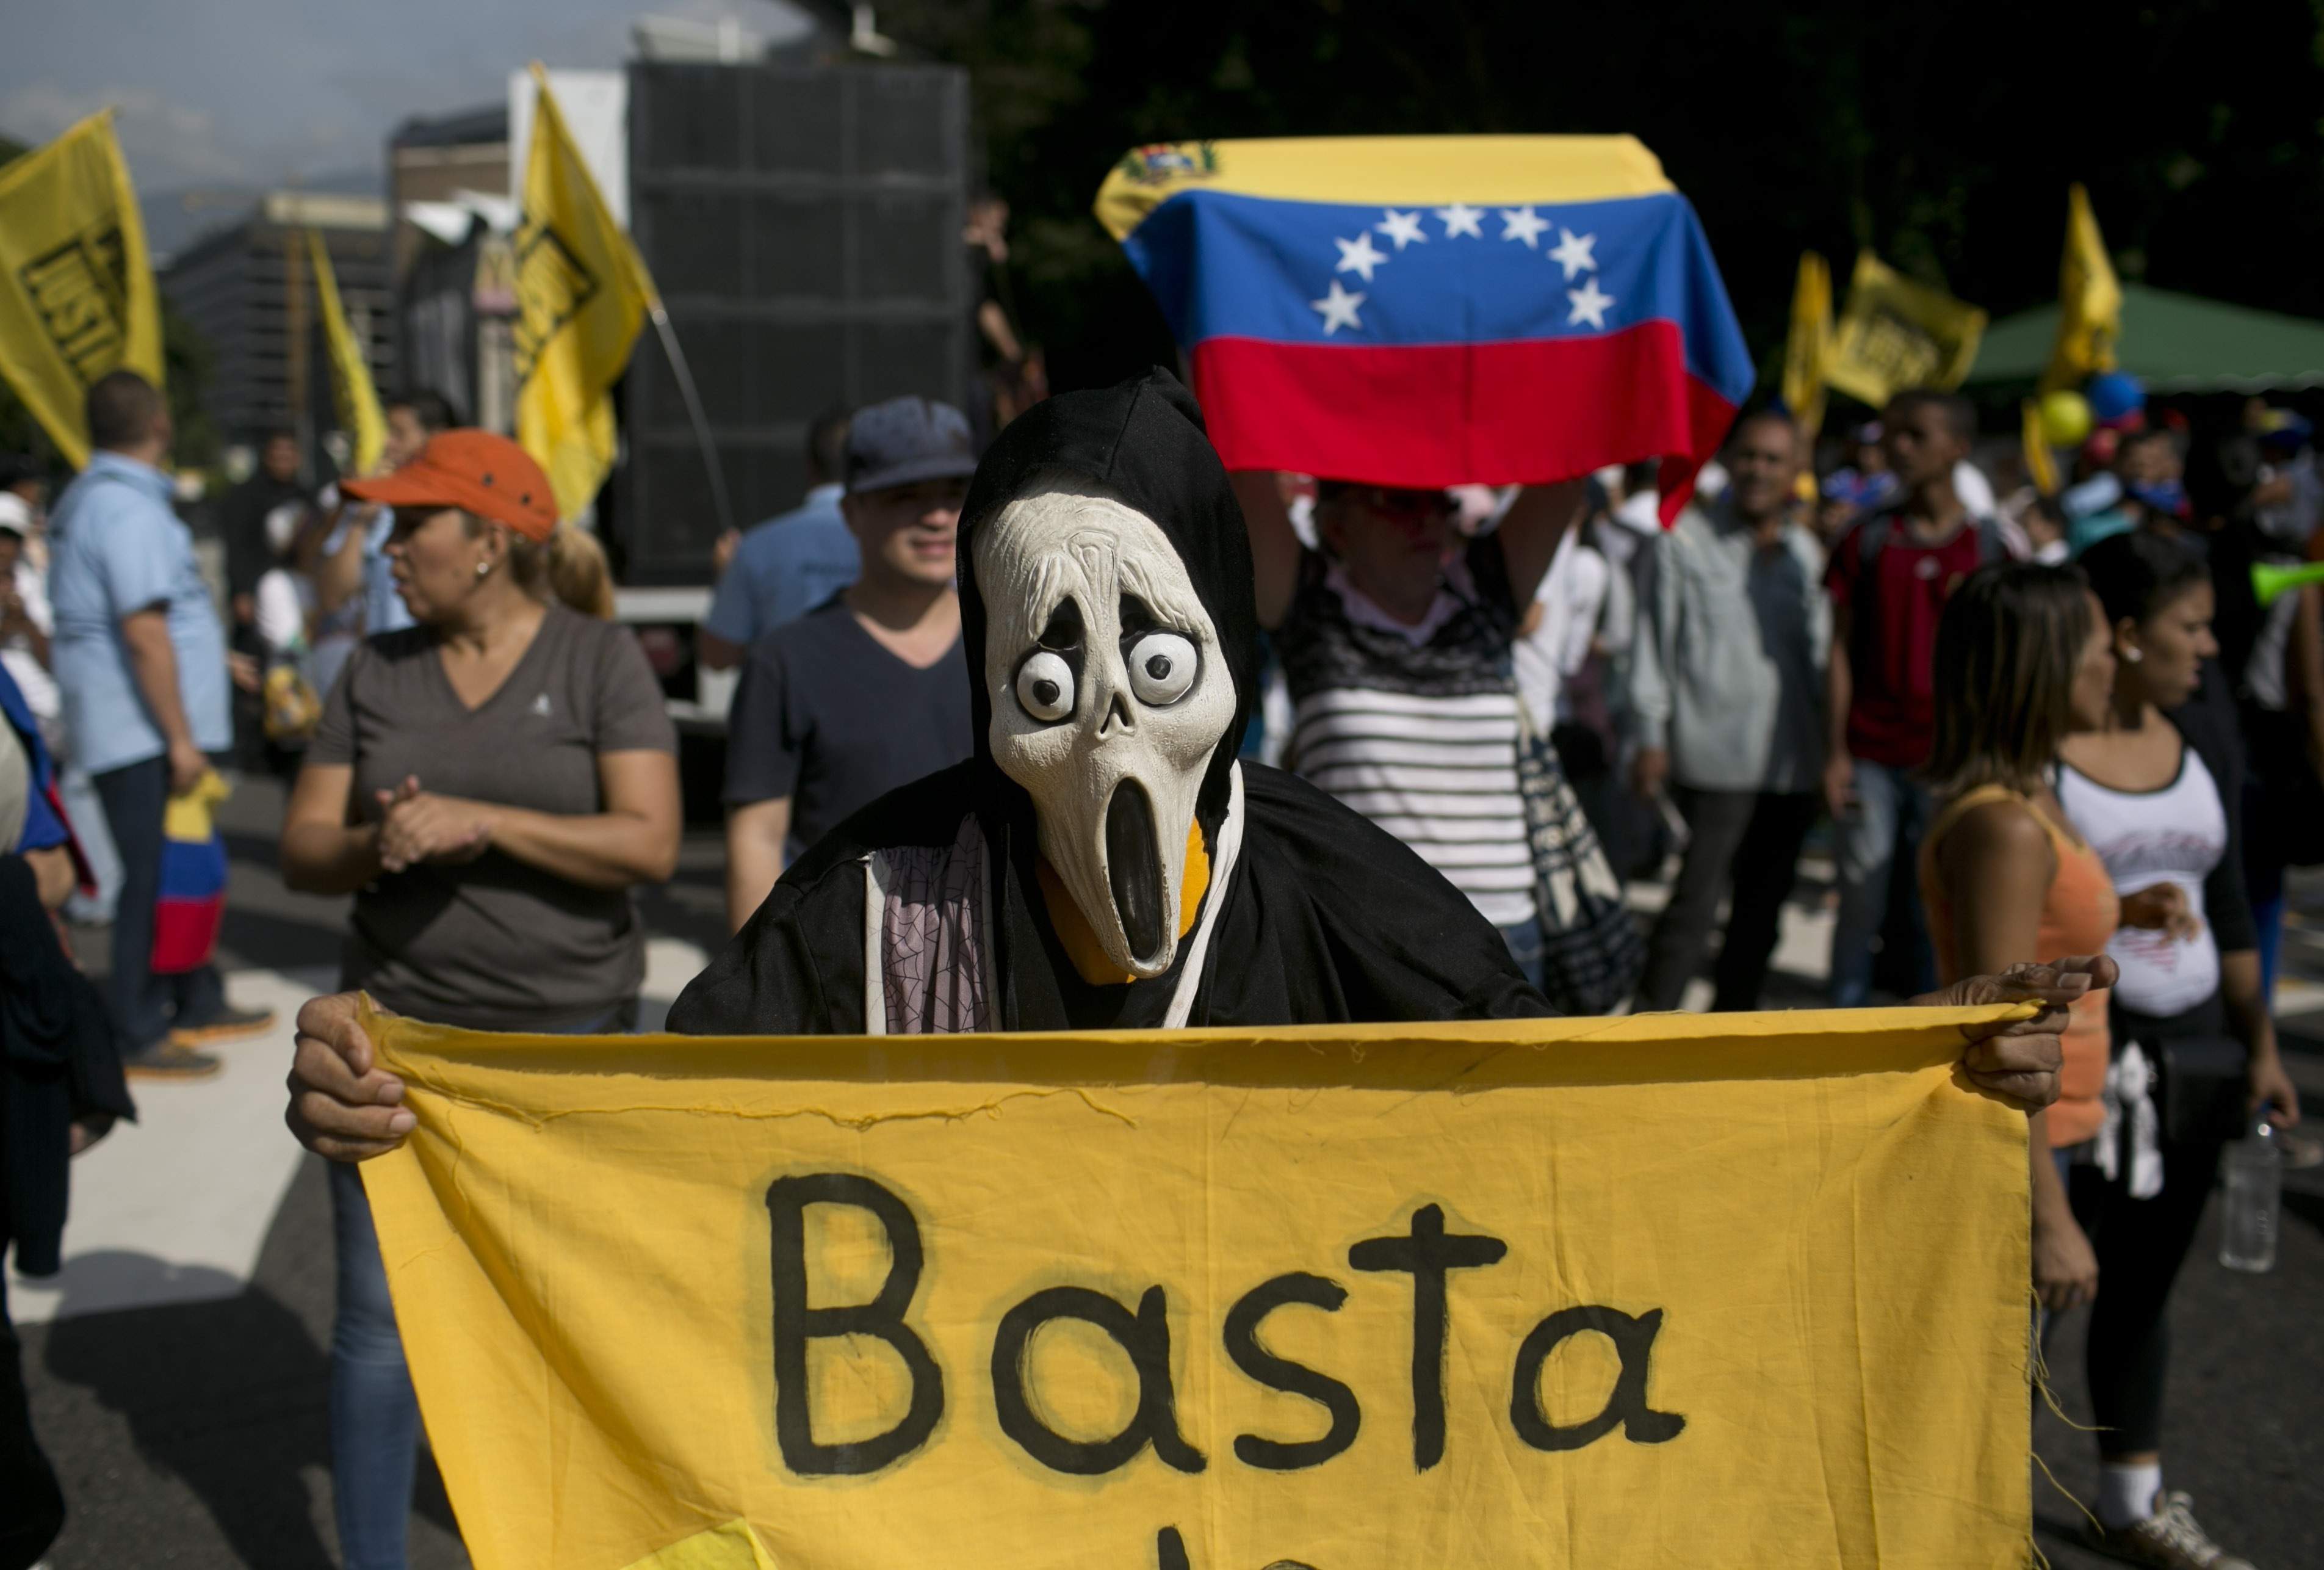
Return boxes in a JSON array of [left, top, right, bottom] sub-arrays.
[[0, 110, 164, 468], [1780, 250, 1832, 439], [1824, 250, 1987, 409], [516, 64, 654, 521], [2022, 397, 2060, 496], [307, 230, 386, 476], [361, 1003, 2035, 1570], [2040, 183, 2121, 394]]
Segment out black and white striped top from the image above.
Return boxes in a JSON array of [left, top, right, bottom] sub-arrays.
[[1276, 540, 1537, 930]]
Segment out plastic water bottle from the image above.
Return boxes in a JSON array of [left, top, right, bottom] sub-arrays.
[[2219, 1118, 2281, 1273]]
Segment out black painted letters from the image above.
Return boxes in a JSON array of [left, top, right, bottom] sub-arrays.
[[1222, 1273, 1361, 1469], [991, 1285, 1207, 1474], [764, 1176, 1685, 1481], [765, 1173, 945, 1475], [1349, 1203, 1508, 1470], [1510, 1304, 1687, 1451]]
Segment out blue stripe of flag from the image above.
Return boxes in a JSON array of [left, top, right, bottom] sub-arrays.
[[1122, 187, 1753, 406]]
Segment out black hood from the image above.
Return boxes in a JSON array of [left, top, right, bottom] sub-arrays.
[[957, 367, 1258, 831]]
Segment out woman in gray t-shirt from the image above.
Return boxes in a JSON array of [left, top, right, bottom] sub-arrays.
[[278, 430, 679, 1569]]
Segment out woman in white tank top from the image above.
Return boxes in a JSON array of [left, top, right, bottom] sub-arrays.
[[2052, 531, 2301, 1565], [2058, 742, 2225, 1018]]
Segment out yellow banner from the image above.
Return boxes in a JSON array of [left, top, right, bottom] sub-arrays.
[[361, 1004, 2035, 1570], [1781, 250, 1832, 440], [1825, 250, 1987, 408], [516, 64, 654, 521], [308, 230, 386, 476], [2040, 183, 2121, 394], [0, 110, 164, 468]]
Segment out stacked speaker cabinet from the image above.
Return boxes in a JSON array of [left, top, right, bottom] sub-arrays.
[[622, 61, 971, 585]]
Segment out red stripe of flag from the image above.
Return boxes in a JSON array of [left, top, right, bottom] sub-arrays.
[[1191, 322, 1739, 518]]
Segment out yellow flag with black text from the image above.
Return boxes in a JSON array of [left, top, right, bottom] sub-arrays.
[[1781, 250, 1832, 440], [360, 1004, 2036, 1570], [0, 110, 163, 469], [1825, 250, 1986, 408], [516, 65, 654, 521], [308, 230, 386, 476], [2041, 183, 2121, 394]]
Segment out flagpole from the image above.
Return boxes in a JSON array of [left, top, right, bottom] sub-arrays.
[[645, 302, 734, 541]]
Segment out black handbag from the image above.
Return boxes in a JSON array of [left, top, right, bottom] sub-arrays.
[[2148, 1035, 2250, 1148]]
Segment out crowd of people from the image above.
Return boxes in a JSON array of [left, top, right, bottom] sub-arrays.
[[0, 356, 2314, 1569]]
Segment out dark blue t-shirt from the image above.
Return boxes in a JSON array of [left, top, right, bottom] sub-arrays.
[[723, 600, 972, 855]]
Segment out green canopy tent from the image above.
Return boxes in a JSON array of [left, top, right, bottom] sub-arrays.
[[1965, 283, 2324, 392]]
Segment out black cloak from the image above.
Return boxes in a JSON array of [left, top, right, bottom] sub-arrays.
[[668, 371, 1550, 1033]]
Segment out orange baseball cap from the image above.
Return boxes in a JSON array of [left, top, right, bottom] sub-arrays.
[[341, 429, 558, 541]]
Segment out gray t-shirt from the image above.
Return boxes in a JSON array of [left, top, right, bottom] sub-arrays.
[[308, 601, 677, 1029]]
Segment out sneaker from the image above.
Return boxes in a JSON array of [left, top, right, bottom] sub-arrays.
[[2086, 1491, 2254, 1569], [123, 1041, 223, 1080], [168, 1004, 277, 1047]]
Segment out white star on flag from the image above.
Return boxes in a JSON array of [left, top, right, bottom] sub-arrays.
[[1566, 278, 1615, 330], [1499, 206, 1550, 247], [1548, 228, 1598, 280], [1435, 201, 1484, 239], [1311, 280, 1366, 335], [1374, 208, 1428, 250], [1333, 232, 1390, 283]]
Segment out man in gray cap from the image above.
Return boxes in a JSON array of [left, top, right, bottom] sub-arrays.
[[722, 397, 979, 930]]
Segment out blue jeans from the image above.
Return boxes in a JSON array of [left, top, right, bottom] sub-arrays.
[[331, 1003, 631, 1570], [1828, 756, 1938, 1008], [1499, 916, 1546, 994]]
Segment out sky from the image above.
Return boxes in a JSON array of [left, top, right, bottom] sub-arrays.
[[0, 0, 814, 195]]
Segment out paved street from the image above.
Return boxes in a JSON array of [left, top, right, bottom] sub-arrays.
[[15, 774, 2322, 1567]]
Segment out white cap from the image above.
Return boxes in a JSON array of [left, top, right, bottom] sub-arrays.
[[0, 491, 29, 535]]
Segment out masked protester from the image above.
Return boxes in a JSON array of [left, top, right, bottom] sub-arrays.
[[678, 370, 1540, 1030]]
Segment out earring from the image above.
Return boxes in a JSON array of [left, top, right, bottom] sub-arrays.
[[475, 560, 492, 578], [2122, 646, 2143, 664]]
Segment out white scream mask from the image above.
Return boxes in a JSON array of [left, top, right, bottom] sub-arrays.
[[978, 479, 1238, 979]]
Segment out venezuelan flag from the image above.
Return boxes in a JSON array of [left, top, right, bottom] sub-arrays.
[[1096, 136, 1753, 515], [153, 770, 229, 974]]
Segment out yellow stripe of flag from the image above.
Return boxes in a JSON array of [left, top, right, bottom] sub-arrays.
[[1093, 135, 1675, 242]]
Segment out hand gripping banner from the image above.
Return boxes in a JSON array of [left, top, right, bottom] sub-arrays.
[[358, 1004, 2037, 1570]]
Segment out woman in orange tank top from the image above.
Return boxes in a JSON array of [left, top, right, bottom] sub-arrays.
[[1919, 563, 2121, 1316]]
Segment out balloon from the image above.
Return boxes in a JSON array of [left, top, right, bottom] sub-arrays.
[[2039, 389, 2093, 448], [2087, 371, 2145, 424]]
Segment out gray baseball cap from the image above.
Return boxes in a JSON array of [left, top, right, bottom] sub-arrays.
[[845, 396, 978, 494]]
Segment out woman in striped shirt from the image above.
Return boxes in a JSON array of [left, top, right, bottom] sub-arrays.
[[1230, 475, 1581, 985]]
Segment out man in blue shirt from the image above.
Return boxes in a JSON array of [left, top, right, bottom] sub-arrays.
[[48, 371, 269, 1075], [697, 411, 856, 671]]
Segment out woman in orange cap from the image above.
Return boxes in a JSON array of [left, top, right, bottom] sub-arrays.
[[277, 429, 679, 1569]]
